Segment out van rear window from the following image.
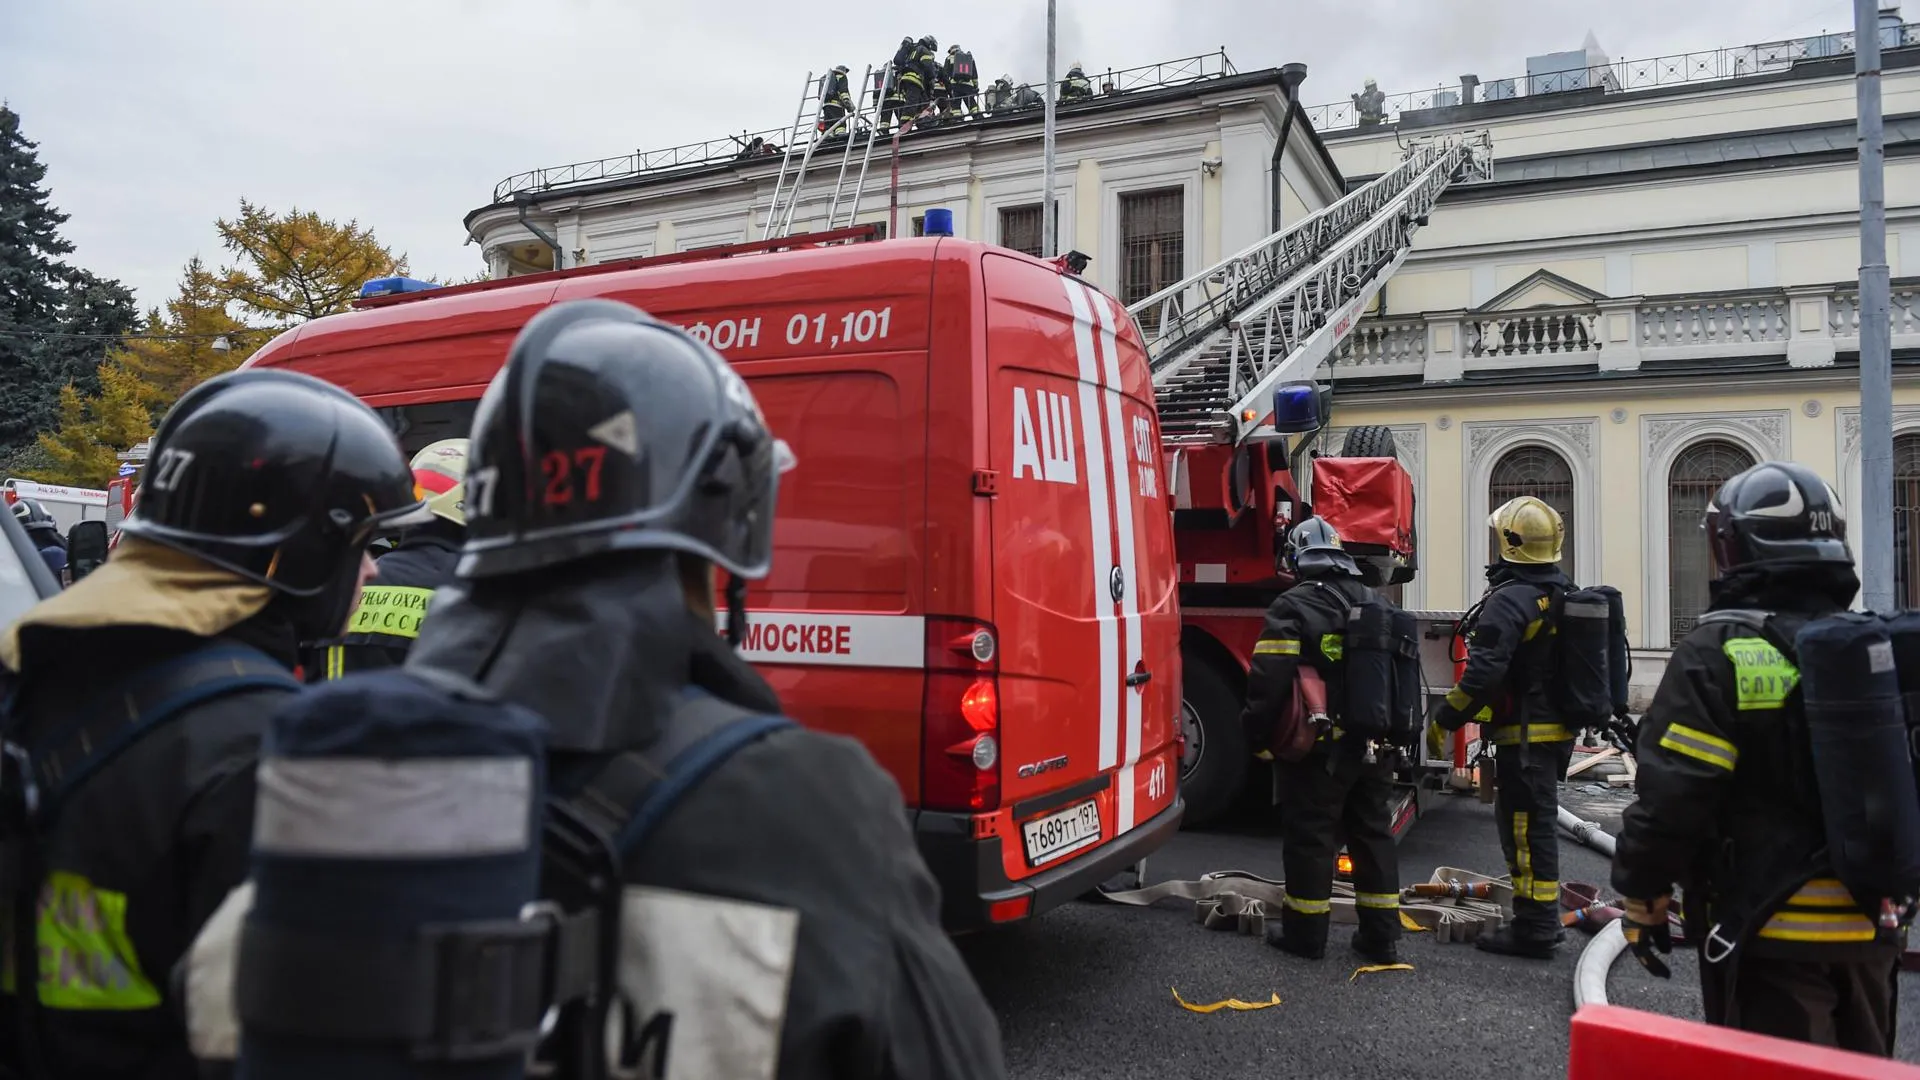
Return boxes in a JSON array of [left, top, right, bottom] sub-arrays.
[[378, 401, 479, 457]]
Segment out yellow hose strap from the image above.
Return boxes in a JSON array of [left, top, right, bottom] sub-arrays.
[[1350, 963, 1416, 982], [1400, 911, 1430, 932], [1171, 988, 1283, 1013]]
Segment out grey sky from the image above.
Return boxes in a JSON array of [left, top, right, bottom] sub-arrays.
[[1, 0, 1881, 311]]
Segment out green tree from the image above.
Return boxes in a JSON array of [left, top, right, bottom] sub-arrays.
[[0, 105, 137, 453], [217, 200, 407, 325]]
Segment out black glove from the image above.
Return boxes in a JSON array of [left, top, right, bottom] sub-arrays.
[[1429, 696, 1471, 732], [1622, 896, 1673, 979]]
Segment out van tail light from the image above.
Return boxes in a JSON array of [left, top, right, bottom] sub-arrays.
[[921, 616, 1001, 813]]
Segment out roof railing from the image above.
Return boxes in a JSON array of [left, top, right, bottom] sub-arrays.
[[491, 49, 1238, 203], [1306, 21, 1920, 133]]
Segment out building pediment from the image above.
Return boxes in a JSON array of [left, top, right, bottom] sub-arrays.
[[1477, 269, 1608, 312]]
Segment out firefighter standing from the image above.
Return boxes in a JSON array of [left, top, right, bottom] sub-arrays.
[[892, 35, 929, 125], [1060, 62, 1093, 102], [0, 369, 416, 1080], [944, 45, 980, 118], [11, 500, 66, 582], [1432, 495, 1575, 958], [309, 438, 470, 680], [1353, 78, 1386, 126], [819, 64, 853, 136], [1612, 461, 1902, 1056], [1242, 518, 1403, 963]]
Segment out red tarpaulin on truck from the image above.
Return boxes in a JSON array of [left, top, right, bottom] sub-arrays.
[[1311, 457, 1414, 557]]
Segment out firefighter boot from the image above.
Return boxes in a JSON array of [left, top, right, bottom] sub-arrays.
[[1351, 932, 1399, 965], [1265, 911, 1329, 960], [1474, 922, 1559, 960]]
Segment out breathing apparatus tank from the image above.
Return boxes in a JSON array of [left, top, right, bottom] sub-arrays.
[[1794, 613, 1920, 906], [1549, 586, 1620, 728], [1343, 598, 1423, 750], [1883, 610, 1920, 811], [1603, 587, 1630, 718], [235, 669, 549, 1080]]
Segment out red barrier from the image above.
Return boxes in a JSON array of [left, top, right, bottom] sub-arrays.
[[1568, 1004, 1920, 1080]]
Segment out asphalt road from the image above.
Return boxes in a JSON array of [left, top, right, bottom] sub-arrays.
[[957, 784, 1920, 1079]]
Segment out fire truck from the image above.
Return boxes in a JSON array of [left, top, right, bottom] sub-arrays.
[[3, 477, 137, 536], [237, 128, 1491, 927]]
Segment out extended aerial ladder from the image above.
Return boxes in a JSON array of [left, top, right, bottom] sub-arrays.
[[760, 64, 894, 239], [1129, 131, 1494, 446]]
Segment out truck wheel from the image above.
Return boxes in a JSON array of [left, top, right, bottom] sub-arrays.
[[1341, 425, 1397, 459], [1179, 648, 1246, 828]]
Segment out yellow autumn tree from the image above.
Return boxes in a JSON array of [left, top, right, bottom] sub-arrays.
[[113, 257, 257, 412], [27, 204, 409, 485], [32, 365, 154, 487], [217, 199, 407, 324]]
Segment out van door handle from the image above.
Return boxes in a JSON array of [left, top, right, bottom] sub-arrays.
[[1126, 669, 1152, 687]]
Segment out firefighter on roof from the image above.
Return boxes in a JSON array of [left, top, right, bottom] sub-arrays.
[[1242, 518, 1404, 964], [944, 44, 980, 118], [1612, 461, 1903, 1056], [1353, 77, 1386, 126], [308, 438, 469, 680], [1433, 495, 1575, 959], [1060, 62, 1093, 102], [0, 369, 415, 1080], [819, 64, 853, 137]]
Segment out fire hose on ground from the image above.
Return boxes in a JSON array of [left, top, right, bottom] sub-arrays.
[[1556, 805, 1629, 1008]]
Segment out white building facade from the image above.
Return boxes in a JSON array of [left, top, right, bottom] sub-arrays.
[[466, 52, 1346, 312]]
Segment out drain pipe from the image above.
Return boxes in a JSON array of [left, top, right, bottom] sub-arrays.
[[512, 192, 565, 271], [1270, 63, 1308, 233]]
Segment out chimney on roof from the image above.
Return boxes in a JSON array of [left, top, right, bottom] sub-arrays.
[[1460, 73, 1480, 103]]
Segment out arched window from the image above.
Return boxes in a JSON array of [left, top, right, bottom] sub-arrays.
[[1895, 434, 1920, 610], [1668, 439, 1755, 640], [1488, 445, 1577, 584]]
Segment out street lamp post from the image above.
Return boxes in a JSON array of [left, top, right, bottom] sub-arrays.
[[1857, 0, 1894, 610]]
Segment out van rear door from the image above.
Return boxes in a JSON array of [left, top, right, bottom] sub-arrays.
[[983, 253, 1180, 876]]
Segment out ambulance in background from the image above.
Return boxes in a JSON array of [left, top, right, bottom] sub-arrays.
[[241, 230, 1187, 931]]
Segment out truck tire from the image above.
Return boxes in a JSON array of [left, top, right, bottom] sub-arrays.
[[1341, 425, 1397, 459], [1178, 646, 1246, 828]]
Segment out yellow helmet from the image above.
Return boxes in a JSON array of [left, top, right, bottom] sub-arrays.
[[401, 438, 470, 527], [1489, 495, 1563, 564]]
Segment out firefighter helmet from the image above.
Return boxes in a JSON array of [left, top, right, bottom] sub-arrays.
[[393, 438, 471, 527], [1285, 516, 1361, 579], [921, 35, 937, 50], [1706, 461, 1852, 574], [10, 499, 50, 528], [1489, 495, 1564, 565], [118, 368, 420, 595], [457, 299, 796, 581]]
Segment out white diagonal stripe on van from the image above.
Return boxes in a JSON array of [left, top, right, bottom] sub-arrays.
[[1084, 283, 1144, 833], [1062, 280, 1120, 773]]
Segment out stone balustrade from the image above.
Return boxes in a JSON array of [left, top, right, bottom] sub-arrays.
[[1329, 280, 1920, 381]]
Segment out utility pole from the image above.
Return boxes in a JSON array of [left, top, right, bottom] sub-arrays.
[[1042, 0, 1058, 258], [1858, 0, 1894, 610]]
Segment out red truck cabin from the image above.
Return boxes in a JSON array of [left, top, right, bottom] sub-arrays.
[[243, 237, 1186, 930]]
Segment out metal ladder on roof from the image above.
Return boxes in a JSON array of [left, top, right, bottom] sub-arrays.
[[762, 65, 892, 239], [1131, 130, 1494, 446]]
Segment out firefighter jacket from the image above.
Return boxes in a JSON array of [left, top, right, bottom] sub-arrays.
[[896, 43, 927, 89], [0, 540, 295, 1080], [1442, 562, 1574, 744], [404, 556, 1008, 1079], [1612, 567, 1899, 962], [1242, 574, 1372, 752], [822, 69, 852, 109], [308, 527, 460, 680], [911, 45, 940, 90]]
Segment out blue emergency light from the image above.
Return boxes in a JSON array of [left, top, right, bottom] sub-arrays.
[[1272, 383, 1323, 435], [922, 208, 955, 236], [358, 276, 442, 298]]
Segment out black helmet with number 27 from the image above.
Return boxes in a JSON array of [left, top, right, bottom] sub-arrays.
[[458, 299, 796, 586]]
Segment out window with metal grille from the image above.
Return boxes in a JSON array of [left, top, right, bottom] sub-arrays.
[[1668, 439, 1756, 641], [1488, 446, 1577, 584], [1119, 188, 1185, 328], [999, 203, 1056, 258], [1896, 434, 1920, 610]]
